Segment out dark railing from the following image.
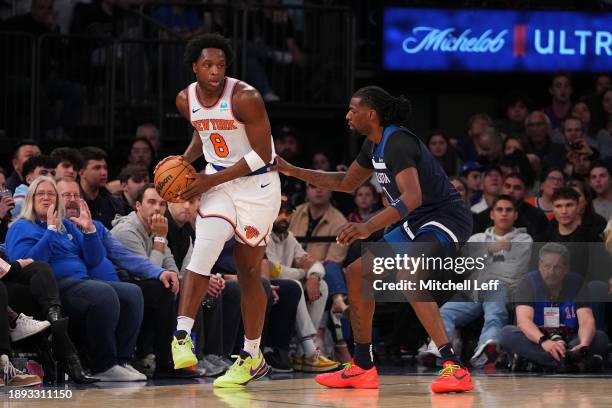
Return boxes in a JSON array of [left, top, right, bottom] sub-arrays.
[[0, 2, 354, 151]]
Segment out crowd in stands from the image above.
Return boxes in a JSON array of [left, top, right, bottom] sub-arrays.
[[1, 4, 612, 382]]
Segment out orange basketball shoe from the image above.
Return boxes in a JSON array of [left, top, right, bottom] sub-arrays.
[[431, 361, 474, 393], [315, 360, 379, 389]]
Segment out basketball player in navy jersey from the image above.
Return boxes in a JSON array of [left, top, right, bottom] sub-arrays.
[[275, 86, 474, 393]]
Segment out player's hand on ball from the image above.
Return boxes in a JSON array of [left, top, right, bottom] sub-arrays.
[[271, 156, 294, 176], [178, 173, 214, 200], [336, 222, 373, 246], [149, 214, 168, 238]]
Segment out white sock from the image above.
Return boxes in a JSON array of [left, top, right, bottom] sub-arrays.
[[243, 336, 261, 358], [302, 338, 317, 358], [176, 316, 194, 334]]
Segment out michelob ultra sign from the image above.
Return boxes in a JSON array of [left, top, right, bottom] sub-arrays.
[[383, 8, 612, 72]]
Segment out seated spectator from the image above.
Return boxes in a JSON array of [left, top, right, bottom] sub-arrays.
[[115, 164, 149, 217], [0, 280, 42, 386], [426, 130, 461, 177], [474, 173, 548, 241], [2, 0, 57, 36], [457, 113, 493, 162], [499, 148, 538, 195], [5, 176, 146, 381], [562, 117, 598, 182], [460, 161, 483, 206], [449, 177, 469, 207], [136, 123, 161, 154], [70, 0, 124, 36], [127, 137, 155, 174], [525, 111, 565, 170], [0, 252, 97, 383], [475, 127, 503, 166], [596, 88, 612, 159], [266, 197, 340, 372], [0, 170, 14, 243], [6, 141, 41, 194], [56, 178, 183, 379], [79, 147, 123, 229], [571, 99, 602, 150], [542, 72, 573, 132], [545, 186, 602, 278], [526, 168, 565, 220], [496, 92, 530, 139], [500, 243, 608, 372], [11, 155, 57, 217], [275, 127, 306, 206], [347, 183, 380, 224], [165, 197, 198, 274], [589, 162, 612, 221], [312, 152, 331, 171], [150, 4, 205, 39], [423, 195, 532, 368], [471, 165, 502, 214], [49, 147, 83, 181]]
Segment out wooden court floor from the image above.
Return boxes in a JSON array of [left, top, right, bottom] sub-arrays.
[[4, 374, 611, 408]]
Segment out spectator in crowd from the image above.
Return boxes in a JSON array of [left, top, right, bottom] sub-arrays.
[[457, 113, 493, 162], [50, 147, 83, 181], [427, 130, 461, 177], [471, 166, 502, 214], [165, 197, 197, 274], [474, 173, 548, 241], [150, 3, 205, 39], [425, 195, 532, 368], [525, 111, 565, 170], [6, 141, 41, 194], [500, 243, 608, 372], [2, 0, 57, 35], [70, 0, 125, 36], [572, 99, 601, 150], [460, 161, 483, 206], [475, 127, 503, 166], [347, 183, 379, 224], [590, 162, 612, 220], [128, 137, 155, 173], [110, 184, 179, 275], [79, 147, 122, 229], [503, 135, 530, 158], [115, 164, 150, 217], [0, 280, 43, 386], [11, 155, 57, 217], [545, 186, 602, 279], [562, 116, 598, 182], [0, 177, 14, 243], [5, 176, 145, 381], [266, 197, 340, 372], [136, 123, 161, 154], [499, 150, 538, 196], [275, 126, 306, 206], [596, 88, 612, 158], [542, 72, 573, 131], [312, 152, 331, 171], [56, 178, 183, 379], [450, 177, 469, 207], [0, 251, 99, 384], [526, 168, 565, 221], [566, 179, 607, 240], [496, 92, 531, 139]]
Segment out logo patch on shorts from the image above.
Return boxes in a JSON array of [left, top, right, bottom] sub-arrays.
[[244, 226, 260, 239]]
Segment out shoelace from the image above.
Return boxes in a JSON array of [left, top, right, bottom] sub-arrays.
[[1, 358, 19, 384], [226, 355, 247, 374], [438, 364, 461, 378]]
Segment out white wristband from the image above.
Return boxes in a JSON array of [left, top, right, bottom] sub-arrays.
[[244, 150, 266, 172], [154, 236, 167, 245], [47, 225, 58, 232]]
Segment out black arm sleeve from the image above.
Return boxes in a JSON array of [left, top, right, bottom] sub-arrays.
[[355, 139, 374, 169], [383, 132, 421, 175]]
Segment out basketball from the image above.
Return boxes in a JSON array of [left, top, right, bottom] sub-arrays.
[[153, 156, 196, 203]]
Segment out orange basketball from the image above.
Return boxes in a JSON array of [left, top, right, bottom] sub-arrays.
[[153, 156, 196, 203]]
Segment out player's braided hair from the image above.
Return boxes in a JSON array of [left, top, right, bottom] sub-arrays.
[[184, 33, 235, 67], [353, 86, 412, 127]]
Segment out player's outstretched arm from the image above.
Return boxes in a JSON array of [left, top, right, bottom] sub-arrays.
[[276, 156, 372, 193]]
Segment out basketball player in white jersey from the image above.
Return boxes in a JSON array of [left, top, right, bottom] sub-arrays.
[[164, 34, 281, 388]]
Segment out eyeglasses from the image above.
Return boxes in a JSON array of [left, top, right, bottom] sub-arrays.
[[61, 193, 81, 200], [35, 191, 57, 198]]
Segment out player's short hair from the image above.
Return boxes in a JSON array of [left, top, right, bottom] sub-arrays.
[[80, 146, 108, 168], [22, 155, 57, 179], [135, 183, 157, 204], [50, 147, 84, 171], [119, 164, 149, 184], [551, 186, 579, 203], [184, 33, 234, 67], [352, 86, 411, 127]]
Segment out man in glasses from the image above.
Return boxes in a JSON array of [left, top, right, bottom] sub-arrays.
[[11, 155, 57, 217]]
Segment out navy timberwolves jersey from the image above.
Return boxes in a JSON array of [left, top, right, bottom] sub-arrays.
[[356, 125, 463, 228]]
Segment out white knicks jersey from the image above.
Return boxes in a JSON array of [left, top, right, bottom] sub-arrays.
[[186, 77, 275, 168]]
